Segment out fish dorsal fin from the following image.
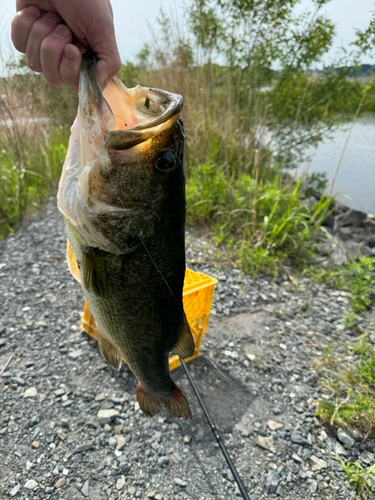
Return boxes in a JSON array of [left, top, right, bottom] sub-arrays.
[[82, 249, 105, 296], [66, 240, 81, 283], [97, 328, 122, 371], [172, 315, 195, 359]]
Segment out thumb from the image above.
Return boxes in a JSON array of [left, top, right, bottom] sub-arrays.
[[89, 26, 121, 87], [96, 57, 120, 89]]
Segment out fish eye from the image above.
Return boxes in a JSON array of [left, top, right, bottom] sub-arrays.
[[155, 151, 176, 173]]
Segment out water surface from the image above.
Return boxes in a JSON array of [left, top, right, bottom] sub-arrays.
[[303, 115, 375, 215]]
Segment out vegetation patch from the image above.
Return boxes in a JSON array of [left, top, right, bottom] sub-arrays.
[[334, 458, 375, 497], [306, 257, 375, 314], [187, 166, 332, 275], [316, 335, 375, 437]]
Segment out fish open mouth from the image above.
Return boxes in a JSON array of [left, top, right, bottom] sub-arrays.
[[80, 53, 183, 151], [103, 80, 183, 151]]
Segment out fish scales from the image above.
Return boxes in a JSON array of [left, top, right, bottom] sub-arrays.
[[58, 52, 195, 418]]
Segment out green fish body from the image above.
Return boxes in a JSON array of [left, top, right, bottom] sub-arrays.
[[58, 53, 194, 418]]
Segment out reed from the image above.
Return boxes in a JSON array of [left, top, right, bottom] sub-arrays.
[[0, 56, 74, 238]]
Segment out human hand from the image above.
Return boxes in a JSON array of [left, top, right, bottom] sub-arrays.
[[11, 0, 121, 92]]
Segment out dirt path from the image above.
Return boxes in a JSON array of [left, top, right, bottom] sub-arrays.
[[0, 199, 373, 500]]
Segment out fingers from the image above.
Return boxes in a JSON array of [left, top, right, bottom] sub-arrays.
[[26, 12, 62, 72], [59, 44, 82, 93], [41, 24, 75, 88], [11, 5, 41, 53]]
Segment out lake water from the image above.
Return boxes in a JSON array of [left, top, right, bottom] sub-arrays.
[[301, 115, 375, 215]]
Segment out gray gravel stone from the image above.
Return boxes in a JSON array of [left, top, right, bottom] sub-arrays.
[[0, 200, 373, 500], [291, 432, 309, 446], [97, 409, 119, 425], [337, 428, 355, 448], [174, 478, 188, 487], [266, 470, 280, 493]]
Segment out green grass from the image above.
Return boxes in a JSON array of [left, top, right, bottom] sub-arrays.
[[187, 165, 332, 276], [316, 336, 375, 437], [334, 458, 375, 497], [306, 257, 375, 314], [0, 127, 69, 239], [343, 312, 359, 330]]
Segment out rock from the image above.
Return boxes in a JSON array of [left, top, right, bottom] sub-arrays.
[[174, 478, 188, 487], [267, 420, 283, 431], [363, 218, 375, 236], [61, 418, 69, 428], [116, 476, 126, 490], [255, 435, 276, 453], [310, 455, 328, 471], [31, 441, 39, 449], [310, 480, 318, 493], [54, 388, 65, 397], [351, 429, 364, 442], [27, 415, 40, 428], [158, 456, 169, 466], [0, 338, 6, 347], [275, 484, 284, 496], [116, 435, 126, 451], [54, 478, 66, 489], [266, 470, 279, 494], [68, 349, 84, 359], [329, 438, 348, 456], [23, 387, 37, 398], [291, 431, 309, 446], [11, 377, 25, 386], [195, 427, 204, 442], [95, 393, 106, 401], [128, 486, 136, 495], [108, 436, 117, 448], [24, 479, 38, 490], [360, 450, 374, 464], [10, 484, 21, 496], [337, 428, 355, 448], [97, 409, 119, 425], [73, 443, 95, 454], [81, 480, 89, 497], [62, 399, 73, 407], [57, 431, 68, 441], [26, 461, 34, 472], [336, 209, 367, 228]]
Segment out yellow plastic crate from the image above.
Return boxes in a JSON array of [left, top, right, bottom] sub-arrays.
[[66, 241, 217, 370]]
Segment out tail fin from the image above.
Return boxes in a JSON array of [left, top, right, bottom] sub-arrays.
[[136, 383, 192, 419]]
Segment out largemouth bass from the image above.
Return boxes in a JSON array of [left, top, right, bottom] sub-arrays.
[[57, 53, 195, 419]]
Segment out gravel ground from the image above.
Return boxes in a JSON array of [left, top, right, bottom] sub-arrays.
[[1, 198, 375, 500]]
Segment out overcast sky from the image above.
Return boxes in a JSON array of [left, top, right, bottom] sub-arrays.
[[0, 0, 374, 64]]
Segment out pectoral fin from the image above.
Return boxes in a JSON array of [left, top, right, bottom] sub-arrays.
[[172, 315, 195, 359], [82, 249, 105, 296], [66, 240, 81, 283], [97, 328, 122, 371]]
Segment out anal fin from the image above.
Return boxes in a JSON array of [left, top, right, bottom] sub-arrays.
[[172, 314, 195, 359], [97, 328, 122, 371]]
